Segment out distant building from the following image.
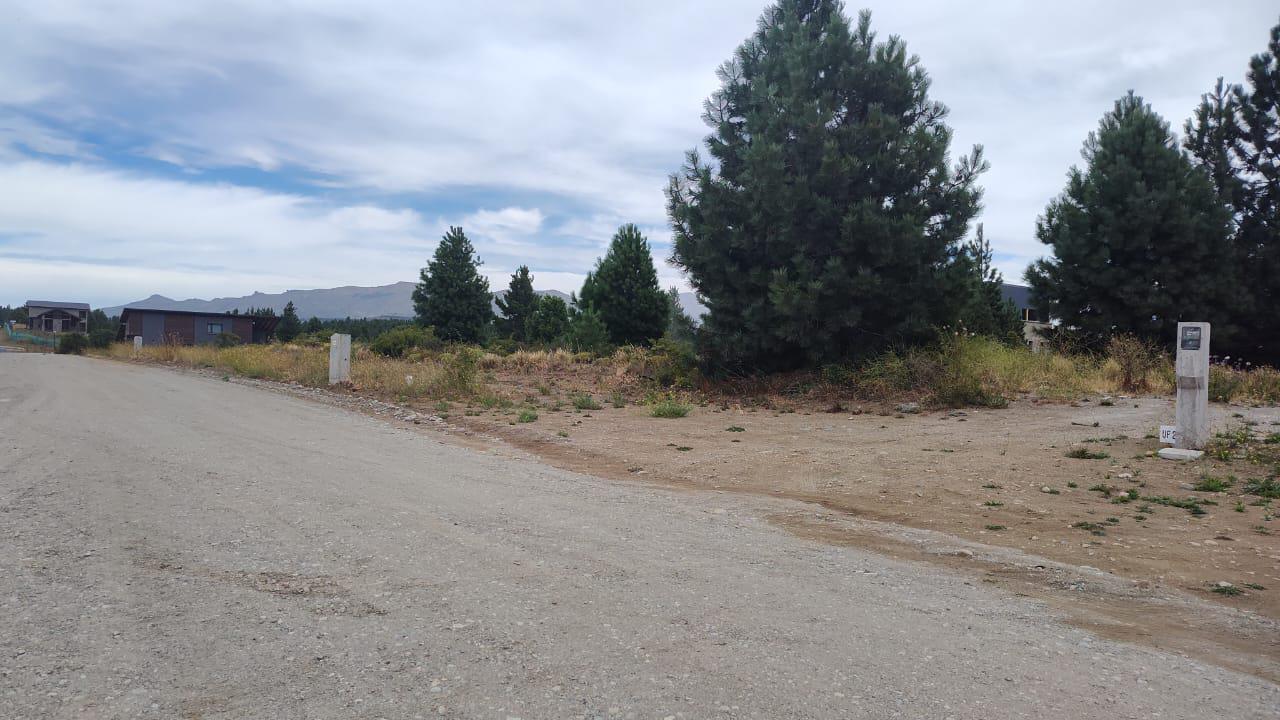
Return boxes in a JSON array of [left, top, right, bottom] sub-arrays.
[[1000, 284, 1051, 352], [25, 301, 90, 334], [118, 308, 279, 346]]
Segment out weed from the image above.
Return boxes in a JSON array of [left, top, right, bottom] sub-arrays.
[[675, 446, 693, 452], [1110, 489, 1139, 504], [983, 501, 1003, 507], [981, 483, 1001, 489], [1141, 496, 1209, 516], [517, 408, 538, 423], [1242, 583, 1266, 591], [1235, 502, 1246, 512], [1099, 399, 1115, 407], [1066, 447, 1110, 460], [984, 524, 1007, 531], [1073, 521, 1107, 536], [1193, 476, 1233, 493], [726, 426, 746, 432], [1243, 477, 1280, 499], [572, 394, 603, 410], [1067, 481, 1078, 488], [556, 430, 568, 438], [434, 400, 451, 413], [650, 396, 692, 419], [1105, 517, 1120, 524], [1211, 584, 1243, 596], [609, 390, 626, 408], [1088, 483, 1116, 497]]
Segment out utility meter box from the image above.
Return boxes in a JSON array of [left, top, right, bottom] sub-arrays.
[[1174, 322, 1210, 450]]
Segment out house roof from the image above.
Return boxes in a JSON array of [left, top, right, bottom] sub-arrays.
[[26, 300, 90, 310], [999, 283, 1035, 312], [119, 307, 281, 333]]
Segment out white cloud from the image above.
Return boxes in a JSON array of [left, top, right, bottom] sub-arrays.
[[1, 0, 1276, 302]]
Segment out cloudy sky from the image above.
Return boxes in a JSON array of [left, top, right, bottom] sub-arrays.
[[1, 1, 1275, 308]]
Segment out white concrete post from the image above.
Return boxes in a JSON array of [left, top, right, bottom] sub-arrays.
[[133, 335, 143, 352], [329, 333, 351, 385], [1174, 322, 1210, 450]]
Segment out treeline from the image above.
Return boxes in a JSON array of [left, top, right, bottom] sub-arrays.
[[371, 3, 1280, 372], [1028, 21, 1280, 364]]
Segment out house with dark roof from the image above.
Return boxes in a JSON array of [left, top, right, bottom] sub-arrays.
[[25, 300, 90, 334], [1000, 283, 1051, 351], [117, 308, 280, 346]]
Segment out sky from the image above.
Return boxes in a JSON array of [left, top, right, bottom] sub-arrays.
[[1, 0, 1276, 308]]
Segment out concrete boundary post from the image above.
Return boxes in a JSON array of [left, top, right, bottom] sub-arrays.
[[329, 333, 351, 385], [1174, 322, 1209, 450]]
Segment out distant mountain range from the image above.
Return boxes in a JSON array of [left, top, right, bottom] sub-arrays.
[[102, 282, 708, 321]]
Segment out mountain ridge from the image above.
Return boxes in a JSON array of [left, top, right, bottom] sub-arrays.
[[102, 282, 707, 321]]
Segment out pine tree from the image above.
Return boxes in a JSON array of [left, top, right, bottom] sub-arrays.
[[412, 226, 493, 343], [663, 287, 698, 348], [1233, 19, 1280, 364], [666, 3, 986, 372], [495, 265, 538, 342], [277, 301, 302, 342], [304, 316, 323, 334], [566, 307, 612, 356], [956, 225, 1022, 344], [577, 224, 668, 346], [1026, 92, 1234, 346], [527, 295, 569, 344]]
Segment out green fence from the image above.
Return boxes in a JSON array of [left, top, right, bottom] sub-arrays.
[[3, 323, 58, 347]]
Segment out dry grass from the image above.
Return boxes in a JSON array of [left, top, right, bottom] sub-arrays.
[[95, 335, 1280, 410]]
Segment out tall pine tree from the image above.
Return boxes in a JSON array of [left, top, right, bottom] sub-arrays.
[[1234, 19, 1280, 364], [1026, 92, 1234, 346], [666, 3, 986, 372], [495, 265, 538, 342], [277, 301, 302, 342], [578, 224, 668, 346], [413, 226, 492, 343]]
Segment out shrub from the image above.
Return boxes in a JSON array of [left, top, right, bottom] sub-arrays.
[[87, 328, 116, 348], [215, 332, 241, 348], [572, 394, 602, 410], [1107, 334, 1161, 392], [436, 346, 482, 396], [55, 332, 88, 355], [649, 395, 692, 418], [370, 325, 441, 358], [517, 408, 538, 423], [1243, 366, 1280, 404], [567, 309, 612, 356]]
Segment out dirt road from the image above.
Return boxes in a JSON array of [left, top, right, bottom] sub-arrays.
[[1, 355, 1276, 719]]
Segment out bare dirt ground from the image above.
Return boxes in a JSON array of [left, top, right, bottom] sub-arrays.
[[403, 369, 1280, 683]]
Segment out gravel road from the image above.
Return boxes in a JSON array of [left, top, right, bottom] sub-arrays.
[[1, 354, 1276, 719]]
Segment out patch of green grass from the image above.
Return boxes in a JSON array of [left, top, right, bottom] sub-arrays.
[[981, 483, 1000, 489], [1243, 477, 1280, 499], [572, 394, 603, 410], [674, 446, 693, 452], [1110, 489, 1139, 504], [1067, 481, 1078, 488], [650, 396, 692, 419], [984, 524, 1007, 531], [1142, 495, 1210, 516], [609, 390, 626, 408], [517, 408, 538, 423], [1242, 582, 1266, 590], [556, 430, 568, 438], [1211, 584, 1244, 596], [983, 501, 1003, 507], [1193, 475, 1233, 493], [1073, 521, 1107, 536], [725, 425, 745, 432], [1105, 516, 1120, 524], [1088, 483, 1116, 497], [434, 400, 451, 413], [1066, 447, 1110, 460]]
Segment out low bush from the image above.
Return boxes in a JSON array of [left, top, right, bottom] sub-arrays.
[[649, 394, 692, 418], [87, 329, 116, 348], [55, 332, 88, 355], [215, 332, 241, 348], [1209, 365, 1246, 403], [572, 394, 602, 410], [370, 325, 441, 358], [1107, 334, 1162, 392]]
